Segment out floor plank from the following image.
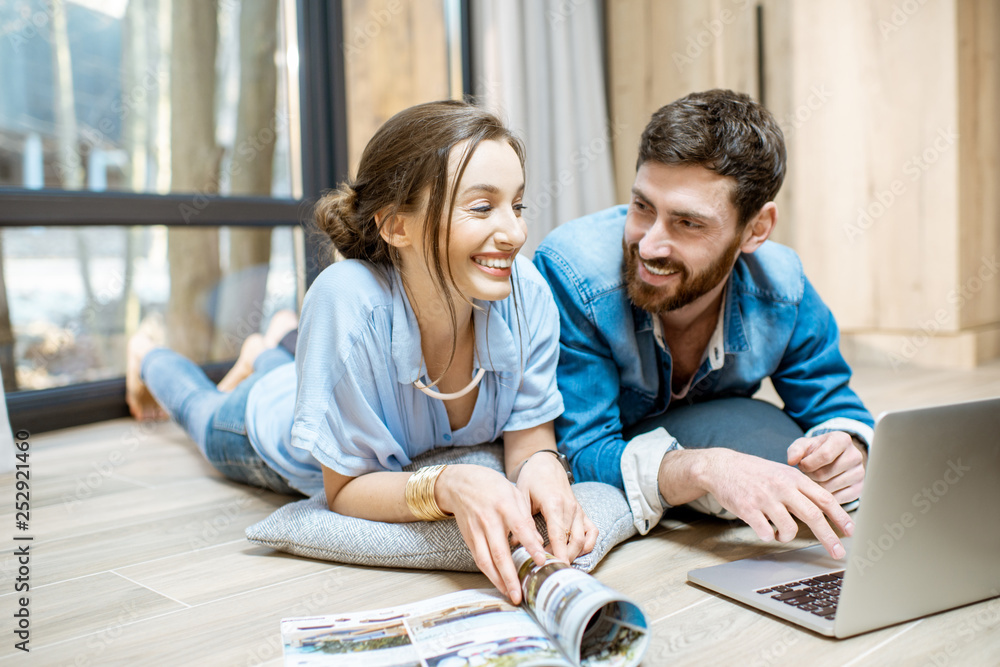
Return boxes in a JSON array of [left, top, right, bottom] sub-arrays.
[[1, 361, 998, 665], [29, 567, 486, 667], [114, 541, 336, 606], [17, 494, 291, 587], [0, 571, 186, 659]]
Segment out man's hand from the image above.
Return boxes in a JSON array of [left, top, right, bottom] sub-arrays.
[[658, 448, 855, 559], [787, 432, 867, 504]]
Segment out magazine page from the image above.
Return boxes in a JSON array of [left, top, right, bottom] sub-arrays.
[[513, 549, 649, 667], [282, 588, 575, 667]]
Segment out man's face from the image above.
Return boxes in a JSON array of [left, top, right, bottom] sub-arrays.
[[623, 162, 745, 314]]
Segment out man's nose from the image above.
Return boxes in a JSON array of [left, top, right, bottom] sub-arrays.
[[638, 219, 673, 259]]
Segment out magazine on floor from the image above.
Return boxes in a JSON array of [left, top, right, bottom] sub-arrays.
[[280, 547, 649, 667]]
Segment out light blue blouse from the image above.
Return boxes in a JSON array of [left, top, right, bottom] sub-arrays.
[[244, 255, 563, 496]]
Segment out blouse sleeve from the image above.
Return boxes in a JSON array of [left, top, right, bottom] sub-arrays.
[[290, 262, 410, 476]]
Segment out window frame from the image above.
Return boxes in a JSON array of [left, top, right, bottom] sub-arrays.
[[1, 0, 349, 434]]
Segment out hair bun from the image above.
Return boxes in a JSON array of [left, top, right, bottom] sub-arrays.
[[314, 182, 388, 263]]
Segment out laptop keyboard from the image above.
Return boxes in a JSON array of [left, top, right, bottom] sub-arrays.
[[755, 571, 845, 621]]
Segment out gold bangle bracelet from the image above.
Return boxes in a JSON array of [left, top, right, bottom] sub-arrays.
[[405, 465, 450, 521]]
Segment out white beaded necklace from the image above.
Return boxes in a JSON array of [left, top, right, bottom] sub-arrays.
[[408, 288, 483, 401], [413, 367, 486, 401]]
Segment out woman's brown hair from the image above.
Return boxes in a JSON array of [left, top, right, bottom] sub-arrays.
[[314, 99, 526, 379]]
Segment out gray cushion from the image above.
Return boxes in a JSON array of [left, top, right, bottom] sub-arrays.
[[245, 444, 636, 572]]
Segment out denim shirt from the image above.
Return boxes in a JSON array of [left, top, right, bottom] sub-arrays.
[[534, 206, 874, 530]]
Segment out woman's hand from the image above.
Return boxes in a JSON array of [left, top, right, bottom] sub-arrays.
[[515, 452, 598, 564], [434, 464, 547, 604], [504, 422, 598, 566]]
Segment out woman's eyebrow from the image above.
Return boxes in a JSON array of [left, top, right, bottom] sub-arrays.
[[463, 183, 500, 194], [460, 183, 525, 196]]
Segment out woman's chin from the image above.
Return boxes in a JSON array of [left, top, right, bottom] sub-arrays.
[[466, 282, 513, 303]]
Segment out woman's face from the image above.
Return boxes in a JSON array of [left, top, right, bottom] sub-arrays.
[[439, 139, 527, 302]]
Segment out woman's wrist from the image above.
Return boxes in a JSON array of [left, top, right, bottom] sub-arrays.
[[511, 449, 573, 484], [432, 463, 464, 516], [405, 465, 451, 521]]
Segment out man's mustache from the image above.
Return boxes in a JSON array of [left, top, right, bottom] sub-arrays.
[[627, 243, 686, 276]]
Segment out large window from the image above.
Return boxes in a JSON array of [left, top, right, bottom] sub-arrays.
[[0, 0, 302, 197], [1, 225, 298, 389], [1, 0, 349, 431], [1, 0, 469, 432]]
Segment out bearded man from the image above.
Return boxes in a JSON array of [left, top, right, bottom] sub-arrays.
[[533, 89, 874, 560]]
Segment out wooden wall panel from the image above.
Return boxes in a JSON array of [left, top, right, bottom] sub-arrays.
[[342, 0, 451, 172], [787, 1, 960, 333], [757, 0, 794, 248], [605, 0, 1000, 368], [957, 0, 1000, 330], [607, 0, 759, 205]]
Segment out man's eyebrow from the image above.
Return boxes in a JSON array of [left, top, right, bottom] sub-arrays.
[[668, 208, 716, 223], [630, 186, 650, 203], [630, 188, 717, 223]]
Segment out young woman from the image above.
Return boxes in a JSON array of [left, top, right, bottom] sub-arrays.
[[127, 100, 597, 603]]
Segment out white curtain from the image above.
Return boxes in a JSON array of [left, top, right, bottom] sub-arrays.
[[472, 0, 617, 257]]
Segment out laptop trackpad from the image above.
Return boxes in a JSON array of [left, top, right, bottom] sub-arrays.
[[688, 539, 850, 592]]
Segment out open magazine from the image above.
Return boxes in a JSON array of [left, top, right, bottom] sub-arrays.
[[280, 547, 649, 667]]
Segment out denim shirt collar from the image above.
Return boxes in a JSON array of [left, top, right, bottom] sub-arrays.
[[722, 274, 751, 355], [635, 273, 751, 366], [388, 267, 519, 384]]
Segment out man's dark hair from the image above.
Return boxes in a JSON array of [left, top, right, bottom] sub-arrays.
[[637, 89, 786, 227]]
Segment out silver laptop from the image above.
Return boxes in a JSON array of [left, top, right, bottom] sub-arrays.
[[687, 396, 1000, 638]]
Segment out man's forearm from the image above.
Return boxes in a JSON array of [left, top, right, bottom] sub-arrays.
[[656, 448, 715, 506]]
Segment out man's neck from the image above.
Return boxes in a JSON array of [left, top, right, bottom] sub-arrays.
[[657, 278, 728, 337], [656, 278, 728, 396]]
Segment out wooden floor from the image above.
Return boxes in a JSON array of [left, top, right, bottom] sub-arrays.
[[2, 360, 1000, 666]]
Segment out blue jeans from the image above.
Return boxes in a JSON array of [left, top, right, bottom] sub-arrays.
[[625, 397, 805, 462], [141, 347, 299, 495]]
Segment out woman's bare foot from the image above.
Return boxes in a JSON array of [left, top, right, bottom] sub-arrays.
[[217, 310, 298, 392], [216, 333, 267, 392], [263, 309, 299, 347], [126, 333, 167, 421]]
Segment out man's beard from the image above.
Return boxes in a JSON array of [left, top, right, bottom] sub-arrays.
[[624, 233, 743, 313]]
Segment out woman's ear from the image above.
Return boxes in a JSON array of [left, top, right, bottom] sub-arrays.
[[376, 208, 412, 249], [740, 201, 777, 254]]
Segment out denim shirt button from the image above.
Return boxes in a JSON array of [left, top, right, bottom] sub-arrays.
[[443, 433, 452, 442]]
